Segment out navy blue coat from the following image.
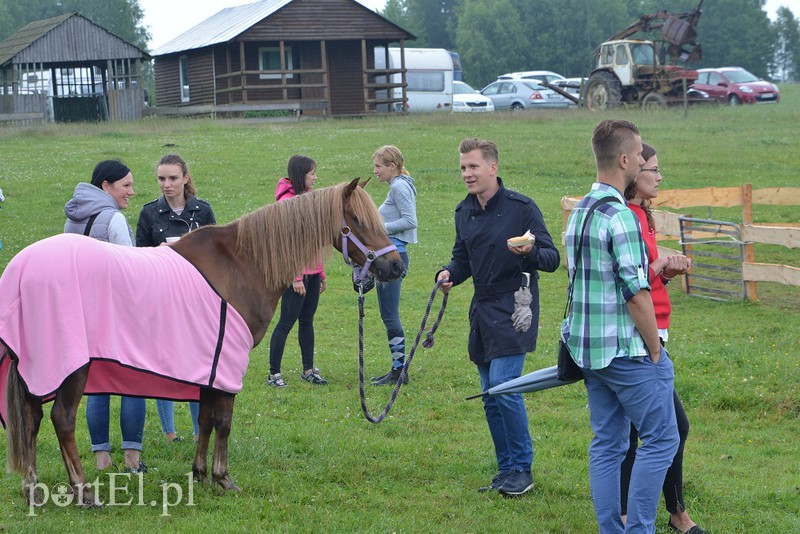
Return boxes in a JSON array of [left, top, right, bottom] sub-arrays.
[[442, 179, 560, 364]]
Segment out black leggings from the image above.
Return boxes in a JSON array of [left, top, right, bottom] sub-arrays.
[[621, 388, 690, 515], [269, 274, 321, 375]]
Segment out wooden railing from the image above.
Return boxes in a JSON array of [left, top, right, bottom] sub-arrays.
[[561, 185, 800, 301]]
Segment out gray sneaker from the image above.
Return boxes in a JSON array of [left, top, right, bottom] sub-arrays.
[[498, 470, 533, 497], [267, 373, 287, 388], [301, 368, 328, 385]]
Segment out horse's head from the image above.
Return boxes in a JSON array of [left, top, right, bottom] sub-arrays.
[[338, 178, 405, 282]]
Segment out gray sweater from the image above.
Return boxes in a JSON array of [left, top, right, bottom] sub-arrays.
[[379, 174, 417, 244]]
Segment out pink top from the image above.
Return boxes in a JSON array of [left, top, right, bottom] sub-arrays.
[[0, 234, 254, 426], [275, 177, 326, 282]]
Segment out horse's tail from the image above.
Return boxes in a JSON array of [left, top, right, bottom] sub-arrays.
[[6, 358, 30, 474]]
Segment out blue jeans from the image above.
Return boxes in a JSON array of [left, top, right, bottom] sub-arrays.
[[583, 348, 679, 534], [476, 353, 532, 473], [376, 251, 409, 370], [156, 400, 200, 437], [270, 274, 321, 374], [86, 395, 146, 452]]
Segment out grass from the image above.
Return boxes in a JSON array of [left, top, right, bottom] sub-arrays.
[[0, 87, 799, 532]]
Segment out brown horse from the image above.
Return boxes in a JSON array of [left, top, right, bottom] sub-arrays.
[[1, 178, 403, 506]]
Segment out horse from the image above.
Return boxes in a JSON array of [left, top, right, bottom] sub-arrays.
[[0, 178, 404, 506]]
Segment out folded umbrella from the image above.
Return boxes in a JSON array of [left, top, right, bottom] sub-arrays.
[[511, 273, 532, 332], [466, 365, 575, 400]]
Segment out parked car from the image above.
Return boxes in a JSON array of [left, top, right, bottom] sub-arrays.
[[480, 80, 571, 110], [451, 81, 495, 112], [551, 77, 586, 97], [690, 67, 780, 105], [496, 70, 566, 84]]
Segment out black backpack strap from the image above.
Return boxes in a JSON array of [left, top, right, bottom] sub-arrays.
[[83, 213, 100, 236]]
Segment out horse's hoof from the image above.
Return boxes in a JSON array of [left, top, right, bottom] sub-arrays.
[[78, 489, 102, 508], [23, 485, 45, 506], [217, 478, 241, 492]]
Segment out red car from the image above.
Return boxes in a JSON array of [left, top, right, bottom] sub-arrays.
[[691, 67, 780, 105]]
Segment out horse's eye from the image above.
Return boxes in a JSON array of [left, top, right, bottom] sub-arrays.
[[351, 216, 361, 228]]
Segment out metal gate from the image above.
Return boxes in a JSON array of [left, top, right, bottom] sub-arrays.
[[679, 217, 745, 301]]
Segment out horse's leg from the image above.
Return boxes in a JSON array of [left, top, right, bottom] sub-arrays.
[[192, 388, 213, 485], [50, 367, 98, 507], [5, 359, 45, 505], [210, 391, 240, 491]]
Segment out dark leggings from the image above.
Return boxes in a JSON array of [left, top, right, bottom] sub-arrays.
[[269, 274, 321, 375], [621, 388, 690, 515]]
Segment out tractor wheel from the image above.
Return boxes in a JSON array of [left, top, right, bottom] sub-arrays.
[[642, 91, 667, 109], [585, 71, 622, 111]]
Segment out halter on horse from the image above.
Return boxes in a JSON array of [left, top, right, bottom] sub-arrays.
[[0, 179, 403, 507]]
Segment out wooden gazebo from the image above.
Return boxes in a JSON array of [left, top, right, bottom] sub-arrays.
[[0, 13, 150, 123]]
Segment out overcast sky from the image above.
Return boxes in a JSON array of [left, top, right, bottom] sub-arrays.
[[140, 0, 798, 51]]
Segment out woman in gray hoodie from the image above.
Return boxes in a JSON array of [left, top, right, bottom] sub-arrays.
[[64, 160, 147, 474], [370, 146, 417, 386]]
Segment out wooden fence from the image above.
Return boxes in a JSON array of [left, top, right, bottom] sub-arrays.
[[561, 185, 800, 301]]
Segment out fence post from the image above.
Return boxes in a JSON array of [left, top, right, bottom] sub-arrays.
[[742, 184, 758, 301]]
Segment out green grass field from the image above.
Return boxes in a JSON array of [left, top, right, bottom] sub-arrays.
[[0, 90, 798, 532]]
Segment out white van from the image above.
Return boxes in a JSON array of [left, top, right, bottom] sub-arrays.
[[374, 47, 453, 112]]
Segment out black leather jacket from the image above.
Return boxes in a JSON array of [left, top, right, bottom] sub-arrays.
[[135, 195, 216, 246]]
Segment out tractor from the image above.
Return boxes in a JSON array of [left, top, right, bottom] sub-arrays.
[[583, 1, 705, 110]]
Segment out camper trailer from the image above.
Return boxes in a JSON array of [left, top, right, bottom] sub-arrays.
[[375, 47, 454, 112]]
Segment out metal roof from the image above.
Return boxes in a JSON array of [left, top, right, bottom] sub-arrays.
[[152, 0, 293, 57], [0, 13, 73, 66]]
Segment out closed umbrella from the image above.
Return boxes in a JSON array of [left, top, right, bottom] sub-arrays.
[[465, 365, 578, 400]]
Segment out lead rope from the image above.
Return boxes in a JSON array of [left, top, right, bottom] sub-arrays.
[[358, 279, 448, 423]]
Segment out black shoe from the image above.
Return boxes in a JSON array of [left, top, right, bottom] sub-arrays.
[[498, 470, 533, 497], [669, 521, 707, 534], [370, 370, 391, 382], [371, 367, 408, 386], [478, 471, 508, 493]]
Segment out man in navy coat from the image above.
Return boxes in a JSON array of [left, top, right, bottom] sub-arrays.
[[437, 138, 560, 496]]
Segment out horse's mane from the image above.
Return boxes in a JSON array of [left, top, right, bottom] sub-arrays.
[[234, 182, 385, 291]]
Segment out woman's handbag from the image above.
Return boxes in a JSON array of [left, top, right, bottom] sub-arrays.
[[558, 196, 619, 382]]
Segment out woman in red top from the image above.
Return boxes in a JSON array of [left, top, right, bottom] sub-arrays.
[[620, 143, 704, 534], [267, 155, 328, 387]]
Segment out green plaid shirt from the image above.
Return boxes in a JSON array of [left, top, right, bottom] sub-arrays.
[[561, 183, 650, 369]]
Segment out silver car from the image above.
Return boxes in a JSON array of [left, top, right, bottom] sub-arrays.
[[480, 80, 571, 110]]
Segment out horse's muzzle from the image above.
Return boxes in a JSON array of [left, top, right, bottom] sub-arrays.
[[373, 255, 405, 282]]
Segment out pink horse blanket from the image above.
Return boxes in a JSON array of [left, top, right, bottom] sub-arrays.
[[0, 234, 254, 427]]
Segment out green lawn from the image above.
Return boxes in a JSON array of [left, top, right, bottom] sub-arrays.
[[0, 90, 798, 532]]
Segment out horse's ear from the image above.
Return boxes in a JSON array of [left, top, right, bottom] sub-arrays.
[[345, 177, 359, 198], [358, 177, 372, 189]]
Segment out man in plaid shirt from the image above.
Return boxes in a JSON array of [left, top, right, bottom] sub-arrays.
[[562, 120, 679, 534]]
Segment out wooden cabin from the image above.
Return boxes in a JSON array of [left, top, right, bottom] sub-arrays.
[[152, 0, 416, 117], [0, 13, 150, 124]]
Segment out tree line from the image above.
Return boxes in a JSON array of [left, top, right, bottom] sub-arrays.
[[1, 0, 797, 90], [381, 0, 800, 88], [0, 0, 149, 50]]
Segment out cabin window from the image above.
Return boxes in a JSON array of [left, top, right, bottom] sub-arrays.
[[601, 45, 614, 65], [179, 55, 190, 102], [259, 47, 293, 80], [615, 45, 629, 65], [406, 71, 444, 92]]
